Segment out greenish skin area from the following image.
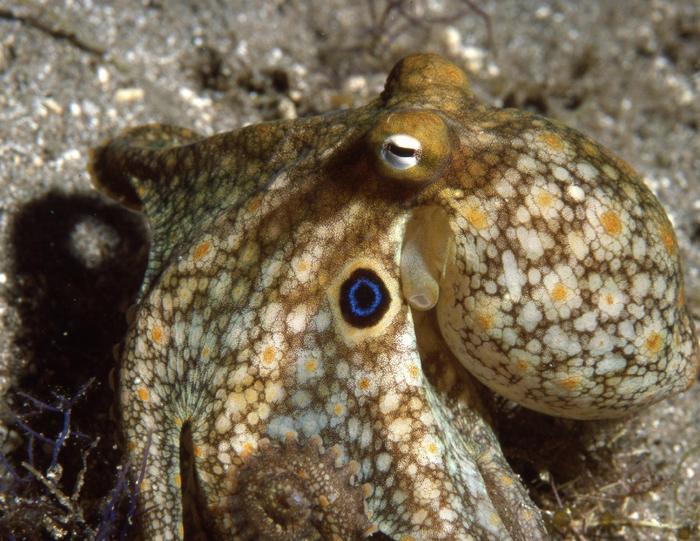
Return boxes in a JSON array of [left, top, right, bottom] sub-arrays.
[[90, 54, 697, 540]]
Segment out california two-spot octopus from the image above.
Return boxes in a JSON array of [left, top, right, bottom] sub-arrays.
[[90, 53, 699, 541]]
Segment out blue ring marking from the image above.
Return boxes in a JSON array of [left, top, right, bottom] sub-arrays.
[[348, 277, 382, 317]]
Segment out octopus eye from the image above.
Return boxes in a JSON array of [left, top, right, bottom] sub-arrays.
[[339, 269, 390, 328], [367, 110, 450, 185], [381, 134, 422, 170]]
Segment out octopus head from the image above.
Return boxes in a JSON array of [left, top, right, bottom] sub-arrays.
[[369, 54, 699, 419]]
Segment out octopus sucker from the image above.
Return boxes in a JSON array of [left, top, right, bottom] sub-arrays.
[[228, 436, 371, 541], [90, 53, 698, 540]]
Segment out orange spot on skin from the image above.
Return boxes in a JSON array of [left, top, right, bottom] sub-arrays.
[[661, 227, 676, 255], [600, 210, 622, 236], [127, 441, 137, 451], [137, 387, 149, 401], [175, 474, 181, 488], [557, 376, 581, 391], [295, 259, 310, 273], [194, 446, 203, 458], [645, 332, 664, 354], [261, 346, 276, 366], [174, 417, 183, 427], [318, 495, 330, 509], [551, 282, 569, 303], [151, 324, 164, 344], [241, 442, 255, 459], [536, 191, 554, 209], [426, 442, 439, 454], [539, 132, 564, 151], [475, 312, 493, 331], [193, 241, 211, 261], [358, 377, 371, 391], [515, 359, 530, 374], [464, 206, 489, 230], [333, 403, 344, 416], [408, 365, 420, 379], [304, 358, 318, 373]]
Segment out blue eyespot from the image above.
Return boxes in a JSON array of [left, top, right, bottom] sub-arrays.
[[339, 269, 390, 328]]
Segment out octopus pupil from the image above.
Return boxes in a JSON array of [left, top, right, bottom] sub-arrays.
[[387, 142, 416, 158], [340, 269, 390, 328]]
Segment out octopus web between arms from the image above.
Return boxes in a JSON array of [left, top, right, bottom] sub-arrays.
[[89, 53, 699, 541]]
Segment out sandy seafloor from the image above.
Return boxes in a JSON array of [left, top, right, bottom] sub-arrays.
[[0, 1, 698, 539]]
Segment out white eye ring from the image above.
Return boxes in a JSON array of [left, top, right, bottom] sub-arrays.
[[381, 134, 422, 170]]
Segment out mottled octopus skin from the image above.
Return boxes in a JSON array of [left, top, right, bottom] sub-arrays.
[[90, 54, 699, 540]]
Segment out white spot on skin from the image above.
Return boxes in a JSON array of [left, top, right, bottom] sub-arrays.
[[267, 416, 296, 440], [313, 310, 331, 332], [597, 279, 628, 319], [517, 301, 542, 332], [631, 273, 651, 299], [543, 326, 582, 357], [552, 166, 570, 181], [632, 236, 647, 260], [501, 250, 523, 301], [567, 231, 589, 260], [574, 310, 598, 332], [602, 164, 620, 180], [576, 162, 598, 182], [517, 154, 538, 174], [516, 226, 544, 260], [296, 350, 323, 383], [286, 304, 308, 333], [387, 418, 412, 442], [596, 355, 626, 375], [588, 329, 615, 356], [376, 453, 392, 472], [379, 391, 400, 414]]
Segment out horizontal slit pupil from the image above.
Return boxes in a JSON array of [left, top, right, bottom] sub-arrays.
[[388, 143, 416, 158]]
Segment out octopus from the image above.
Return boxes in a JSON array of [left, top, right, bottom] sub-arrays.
[[89, 53, 699, 540]]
